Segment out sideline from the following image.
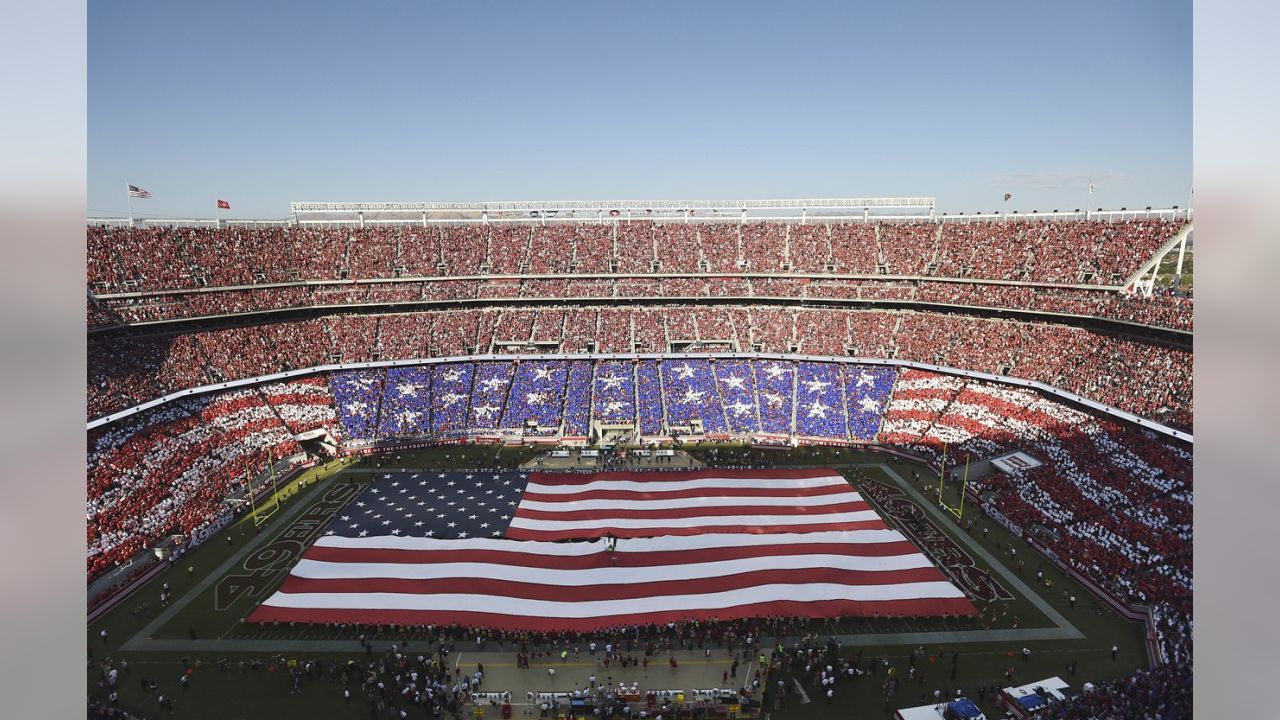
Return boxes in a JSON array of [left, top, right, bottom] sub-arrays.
[[121, 469, 357, 652], [866, 462, 1082, 639]]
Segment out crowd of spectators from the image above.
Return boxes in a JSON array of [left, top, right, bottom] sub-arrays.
[[88, 307, 1192, 430], [88, 219, 1189, 326], [878, 368, 1192, 707], [879, 370, 1192, 608], [89, 276, 1193, 331], [86, 379, 334, 580], [321, 359, 901, 444]]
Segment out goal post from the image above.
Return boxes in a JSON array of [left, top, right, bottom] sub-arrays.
[[248, 453, 282, 527], [937, 445, 969, 521]]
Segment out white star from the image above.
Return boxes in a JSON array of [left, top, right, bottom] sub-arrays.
[[390, 528, 402, 535], [465, 474, 474, 480], [480, 523, 490, 529], [424, 530, 435, 537], [680, 389, 705, 404], [533, 367, 553, 381], [802, 379, 831, 394], [858, 397, 881, 413], [501, 515, 510, 520], [469, 514, 478, 520], [447, 522, 457, 528], [807, 400, 831, 419], [491, 530, 502, 536], [443, 369, 463, 382], [598, 374, 623, 390], [344, 401, 368, 414], [324, 530, 335, 536], [382, 474, 393, 480], [857, 372, 875, 388], [442, 393, 464, 407], [480, 377, 507, 392], [474, 404, 499, 418], [722, 376, 746, 390], [729, 401, 753, 417], [765, 364, 787, 379], [358, 530, 369, 537], [414, 521, 424, 527], [674, 362, 696, 379], [446, 481, 455, 486], [396, 382, 418, 397], [604, 401, 625, 414], [340, 515, 350, 521], [349, 523, 359, 529], [390, 481, 399, 487], [381, 520, 392, 525], [457, 531, 469, 538], [763, 392, 784, 407]]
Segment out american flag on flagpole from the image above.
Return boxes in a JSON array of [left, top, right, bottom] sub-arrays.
[[127, 184, 151, 199], [249, 469, 974, 632]]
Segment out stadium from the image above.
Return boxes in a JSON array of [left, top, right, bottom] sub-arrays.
[[86, 199, 1193, 719]]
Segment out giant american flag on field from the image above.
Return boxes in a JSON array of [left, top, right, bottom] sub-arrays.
[[248, 468, 975, 631]]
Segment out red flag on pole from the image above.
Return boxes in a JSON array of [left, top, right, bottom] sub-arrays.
[[1003, 193, 1012, 202], [217, 199, 231, 209]]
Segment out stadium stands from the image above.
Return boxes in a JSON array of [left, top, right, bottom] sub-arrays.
[[86, 378, 333, 579], [87, 308, 1192, 429], [86, 219, 1191, 332]]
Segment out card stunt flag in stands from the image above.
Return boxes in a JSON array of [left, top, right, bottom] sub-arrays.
[[249, 469, 974, 631]]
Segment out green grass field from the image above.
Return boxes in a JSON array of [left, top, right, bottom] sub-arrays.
[[88, 446, 1150, 719]]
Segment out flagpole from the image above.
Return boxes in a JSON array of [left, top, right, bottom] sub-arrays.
[[126, 182, 134, 227]]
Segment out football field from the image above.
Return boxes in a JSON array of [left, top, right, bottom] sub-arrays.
[[87, 447, 1150, 719]]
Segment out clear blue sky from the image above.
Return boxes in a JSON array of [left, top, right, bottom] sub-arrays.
[[88, 1, 1190, 218]]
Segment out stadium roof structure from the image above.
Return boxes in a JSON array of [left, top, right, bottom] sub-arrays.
[[288, 197, 938, 223]]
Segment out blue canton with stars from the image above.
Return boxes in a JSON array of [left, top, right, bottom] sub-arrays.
[[327, 471, 531, 539]]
